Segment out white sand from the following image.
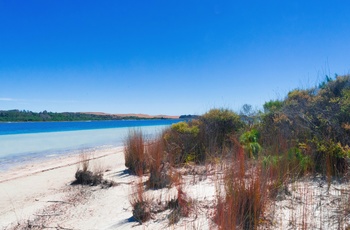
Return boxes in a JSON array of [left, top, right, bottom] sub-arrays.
[[2, 146, 349, 229], [0, 147, 216, 230], [0, 147, 125, 229]]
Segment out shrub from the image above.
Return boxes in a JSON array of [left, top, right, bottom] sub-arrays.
[[287, 145, 313, 176], [200, 108, 243, 155], [258, 75, 350, 178], [240, 129, 261, 159], [163, 120, 203, 165], [314, 139, 350, 176], [74, 170, 103, 185], [124, 129, 147, 175], [263, 100, 283, 113]]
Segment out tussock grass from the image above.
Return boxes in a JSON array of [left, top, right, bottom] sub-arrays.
[[130, 181, 151, 223], [214, 146, 269, 230], [167, 179, 192, 225], [147, 139, 171, 189], [73, 151, 114, 187], [124, 129, 147, 176]]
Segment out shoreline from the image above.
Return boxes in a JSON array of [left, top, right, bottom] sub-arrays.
[[0, 146, 124, 184], [0, 146, 126, 229]]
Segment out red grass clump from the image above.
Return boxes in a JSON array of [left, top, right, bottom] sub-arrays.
[[124, 129, 147, 176], [130, 181, 151, 223], [167, 177, 192, 225], [147, 138, 171, 189], [214, 146, 269, 230]]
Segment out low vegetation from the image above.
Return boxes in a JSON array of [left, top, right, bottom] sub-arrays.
[[167, 185, 192, 225], [73, 152, 114, 187], [122, 75, 350, 228], [147, 139, 172, 189], [130, 181, 152, 223], [124, 129, 147, 175]]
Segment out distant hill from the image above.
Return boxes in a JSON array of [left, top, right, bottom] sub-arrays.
[[82, 112, 179, 119], [0, 110, 179, 122]]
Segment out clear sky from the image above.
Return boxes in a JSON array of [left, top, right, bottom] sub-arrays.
[[1, 1, 350, 115]]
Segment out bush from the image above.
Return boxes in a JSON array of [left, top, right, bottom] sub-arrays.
[[200, 108, 243, 155], [240, 129, 261, 159], [74, 170, 103, 186], [124, 129, 147, 175], [73, 152, 103, 186], [314, 139, 350, 176], [258, 75, 350, 178], [163, 120, 203, 165], [163, 109, 244, 166], [72, 152, 115, 187]]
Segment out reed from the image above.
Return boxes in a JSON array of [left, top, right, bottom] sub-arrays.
[[124, 129, 147, 175]]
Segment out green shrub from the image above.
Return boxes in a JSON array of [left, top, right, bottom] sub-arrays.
[[200, 108, 243, 155], [287, 146, 313, 176], [171, 121, 199, 135], [163, 120, 203, 165], [262, 155, 281, 168], [263, 100, 283, 113], [314, 139, 350, 176], [240, 129, 261, 158]]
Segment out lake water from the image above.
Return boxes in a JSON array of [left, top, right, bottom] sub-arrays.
[[0, 119, 181, 171]]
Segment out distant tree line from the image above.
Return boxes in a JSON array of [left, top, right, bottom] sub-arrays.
[[179, 114, 200, 119], [0, 110, 170, 122]]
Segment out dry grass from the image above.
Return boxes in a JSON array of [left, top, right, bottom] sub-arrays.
[[78, 150, 91, 172], [214, 146, 269, 230], [129, 180, 151, 224], [73, 151, 114, 187], [147, 138, 172, 189], [124, 129, 147, 176], [167, 177, 192, 225]]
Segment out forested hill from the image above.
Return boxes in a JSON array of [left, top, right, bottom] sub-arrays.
[[0, 110, 172, 122]]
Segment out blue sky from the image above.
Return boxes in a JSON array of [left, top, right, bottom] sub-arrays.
[[1, 1, 350, 115]]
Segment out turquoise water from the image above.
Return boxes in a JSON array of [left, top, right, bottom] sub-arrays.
[[0, 119, 181, 135], [0, 120, 181, 171]]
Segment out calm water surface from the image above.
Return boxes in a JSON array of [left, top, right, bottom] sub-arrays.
[[0, 119, 181, 171]]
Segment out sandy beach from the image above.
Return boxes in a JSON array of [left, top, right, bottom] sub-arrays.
[[2, 145, 350, 229], [0, 147, 132, 229], [0, 146, 214, 230]]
